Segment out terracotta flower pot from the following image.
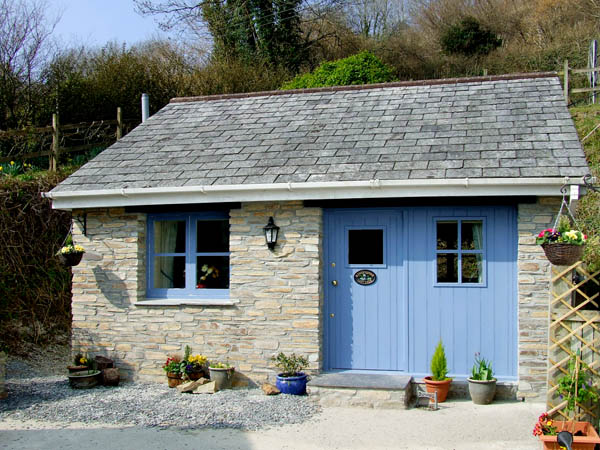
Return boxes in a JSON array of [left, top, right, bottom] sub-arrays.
[[187, 369, 207, 381], [166, 372, 183, 388], [67, 365, 88, 373], [538, 421, 600, 450], [423, 376, 452, 403]]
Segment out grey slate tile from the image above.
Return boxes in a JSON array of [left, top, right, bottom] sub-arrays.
[[51, 76, 588, 194]]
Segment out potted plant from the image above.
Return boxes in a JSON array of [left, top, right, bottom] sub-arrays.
[[67, 355, 100, 389], [534, 352, 600, 449], [196, 264, 220, 288], [467, 353, 496, 405], [537, 217, 587, 266], [271, 352, 309, 395], [67, 353, 89, 373], [162, 355, 184, 388], [208, 361, 235, 391], [423, 340, 452, 403], [181, 345, 208, 381], [533, 413, 600, 450], [57, 235, 85, 267]]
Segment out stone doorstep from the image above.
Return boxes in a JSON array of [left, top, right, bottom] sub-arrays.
[[307, 373, 413, 409], [307, 373, 519, 409]]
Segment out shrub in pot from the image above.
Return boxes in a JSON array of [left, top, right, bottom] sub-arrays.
[[423, 340, 452, 402], [271, 352, 309, 395], [468, 353, 496, 405]]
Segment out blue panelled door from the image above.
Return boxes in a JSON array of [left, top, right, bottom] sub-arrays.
[[323, 206, 518, 380], [324, 209, 407, 371]]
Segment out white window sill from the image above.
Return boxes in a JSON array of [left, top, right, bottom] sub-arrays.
[[134, 298, 237, 307]]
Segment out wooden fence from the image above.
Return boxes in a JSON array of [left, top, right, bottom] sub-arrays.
[[548, 261, 600, 422], [561, 60, 600, 105], [0, 108, 136, 171]]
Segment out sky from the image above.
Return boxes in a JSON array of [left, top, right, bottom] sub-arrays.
[[48, 0, 167, 47]]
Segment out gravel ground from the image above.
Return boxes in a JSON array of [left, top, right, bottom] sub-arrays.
[[1, 356, 320, 430]]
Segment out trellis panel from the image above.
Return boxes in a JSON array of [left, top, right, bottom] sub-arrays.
[[547, 261, 600, 422]]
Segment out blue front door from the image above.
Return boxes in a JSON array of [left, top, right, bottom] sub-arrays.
[[324, 209, 407, 371], [323, 205, 518, 380]]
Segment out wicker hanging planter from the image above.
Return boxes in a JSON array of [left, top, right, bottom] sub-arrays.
[[541, 243, 585, 266]]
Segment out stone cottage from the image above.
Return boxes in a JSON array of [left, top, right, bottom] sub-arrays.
[[45, 72, 589, 402]]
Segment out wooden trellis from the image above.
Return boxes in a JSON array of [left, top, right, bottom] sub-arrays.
[[547, 261, 600, 422]]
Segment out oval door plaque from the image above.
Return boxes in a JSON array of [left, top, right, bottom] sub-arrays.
[[354, 270, 377, 286]]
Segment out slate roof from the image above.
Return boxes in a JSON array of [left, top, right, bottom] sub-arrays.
[[52, 73, 588, 194]]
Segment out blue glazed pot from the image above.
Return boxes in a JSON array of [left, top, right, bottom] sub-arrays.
[[275, 372, 307, 395]]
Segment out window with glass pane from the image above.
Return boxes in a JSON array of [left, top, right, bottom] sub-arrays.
[[153, 221, 186, 289], [195, 219, 229, 290], [348, 229, 384, 265], [147, 213, 230, 299], [435, 219, 484, 285]]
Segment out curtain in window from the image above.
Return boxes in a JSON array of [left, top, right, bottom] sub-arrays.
[[472, 221, 483, 250], [155, 222, 179, 288]]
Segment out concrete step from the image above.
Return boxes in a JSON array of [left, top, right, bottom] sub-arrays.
[[307, 373, 413, 409]]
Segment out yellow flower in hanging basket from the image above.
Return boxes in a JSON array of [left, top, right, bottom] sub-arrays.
[[59, 244, 85, 254]]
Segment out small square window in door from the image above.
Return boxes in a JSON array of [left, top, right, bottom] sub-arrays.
[[348, 229, 383, 265]]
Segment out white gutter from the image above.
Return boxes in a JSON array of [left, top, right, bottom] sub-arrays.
[[43, 177, 577, 210]]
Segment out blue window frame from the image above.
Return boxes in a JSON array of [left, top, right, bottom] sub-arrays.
[[434, 217, 485, 286], [147, 212, 230, 299]]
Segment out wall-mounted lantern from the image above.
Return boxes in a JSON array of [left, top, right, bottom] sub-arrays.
[[263, 216, 280, 250]]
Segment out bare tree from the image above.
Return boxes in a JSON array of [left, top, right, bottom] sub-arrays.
[[344, 0, 408, 38], [0, 0, 58, 129]]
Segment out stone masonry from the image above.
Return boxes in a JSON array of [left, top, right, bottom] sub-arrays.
[[71, 198, 556, 399], [70, 201, 322, 383], [516, 197, 561, 400]]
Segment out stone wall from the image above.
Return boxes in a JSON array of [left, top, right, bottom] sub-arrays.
[[516, 197, 560, 400], [71, 199, 555, 398], [70, 201, 322, 383]]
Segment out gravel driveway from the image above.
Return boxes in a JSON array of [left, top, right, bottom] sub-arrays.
[[0, 358, 319, 430]]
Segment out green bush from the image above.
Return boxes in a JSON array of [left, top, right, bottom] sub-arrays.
[[440, 17, 502, 57], [0, 171, 73, 351], [430, 340, 449, 381], [271, 352, 308, 377], [281, 51, 396, 89]]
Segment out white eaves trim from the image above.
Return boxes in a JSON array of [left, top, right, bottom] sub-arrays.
[[43, 177, 578, 210]]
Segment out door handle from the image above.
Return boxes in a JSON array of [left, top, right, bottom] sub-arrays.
[[331, 280, 338, 286], [330, 313, 335, 318]]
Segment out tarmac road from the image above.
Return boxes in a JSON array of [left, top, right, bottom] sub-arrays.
[[0, 399, 545, 450]]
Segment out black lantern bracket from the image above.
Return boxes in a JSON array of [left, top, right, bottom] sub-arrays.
[[75, 212, 87, 237], [263, 216, 280, 251]]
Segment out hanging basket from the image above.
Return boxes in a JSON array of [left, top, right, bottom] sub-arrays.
[[58, 252, 84, 267], [541, 243, 585, 266]]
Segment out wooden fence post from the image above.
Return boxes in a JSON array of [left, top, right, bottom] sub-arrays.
[[116, 107, 123, 140], [50, 113, 59, 171], [564, 59, 570, 105]]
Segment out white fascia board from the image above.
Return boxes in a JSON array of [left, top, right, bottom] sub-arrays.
[[44, 177, 574, 210]]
